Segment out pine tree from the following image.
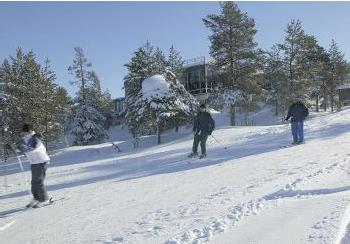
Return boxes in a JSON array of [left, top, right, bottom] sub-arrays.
[[71, 100, 107, 145], [203, 2, 259, 125], [0, 60, 12, 162], [303, 40, 330, 112], [39, 58, 63, 147], [55, 86, 72, 145], [125, 41, 197, 140], [167, 45, 185, 77], [277, 20, 314, 101], [88, 71, 114, 128], [262, 45, 288, 115], [0, 49, 68, 147], [68, 47, 92, 105], [139, 75, 195, 144], [154, 48, 167, 74], [124, 41, 158, 138], [327, 40, 349, 111], [68, 47, 107, 145]]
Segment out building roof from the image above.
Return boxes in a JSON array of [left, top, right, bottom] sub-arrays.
[[337, 83, 350, 90], [183, 56, 213, 68]]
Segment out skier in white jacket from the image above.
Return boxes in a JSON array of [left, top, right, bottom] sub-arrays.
[[17, 123, 50, 208]]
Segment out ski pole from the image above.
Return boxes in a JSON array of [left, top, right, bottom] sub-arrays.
[[210, 134, 228, 149], [9, 145, 31, 196], [8, 144, 24, 171]]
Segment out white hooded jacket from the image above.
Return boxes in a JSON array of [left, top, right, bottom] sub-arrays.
[[20, 131, 50, 165]]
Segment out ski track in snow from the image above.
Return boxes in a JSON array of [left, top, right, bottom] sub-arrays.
[[102, 152, 350, 244], [0, 221, 15, 231], [164, 160, 350, 244]]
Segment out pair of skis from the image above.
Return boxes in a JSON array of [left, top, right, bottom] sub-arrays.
[[0, 197, 66, 219]]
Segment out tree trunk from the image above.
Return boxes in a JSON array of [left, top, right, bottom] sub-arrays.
[[323, 89, 327, 112], [275, 99, 278, 116], [157, 125, 161, 144], [230, 104, 236, 126], [156, 118, 161, 145], [330, 87, 334, 112], [315, 95, 319, 112], [175, 118, 179, 132]]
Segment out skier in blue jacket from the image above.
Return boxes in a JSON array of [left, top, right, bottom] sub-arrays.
[[285, 99, 309, 145]]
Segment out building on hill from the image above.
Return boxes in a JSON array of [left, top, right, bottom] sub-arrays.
[[336, 74, 350, 107], [178, 56, 218, 103], [113, 97, 126, 125], [337, 84, 350, 106], [114, 97, 126, 114]]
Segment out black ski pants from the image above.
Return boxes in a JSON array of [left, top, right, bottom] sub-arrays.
[[31, 162, 49, 202], [192, 131, 209, 155]]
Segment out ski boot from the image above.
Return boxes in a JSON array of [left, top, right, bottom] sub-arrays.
[[26, 199, 39, 208], [188, 152, 198, 158], [199, 154, 207, 159]]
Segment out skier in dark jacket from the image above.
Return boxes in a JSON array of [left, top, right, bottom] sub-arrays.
[[285, 99, 309, 145], [188, 104, 215, 159]]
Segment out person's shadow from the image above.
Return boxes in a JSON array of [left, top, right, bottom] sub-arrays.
[[0, 207, 26, 218]]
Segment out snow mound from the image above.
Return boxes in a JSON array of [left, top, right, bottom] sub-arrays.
[[142, 75, 170, 99]]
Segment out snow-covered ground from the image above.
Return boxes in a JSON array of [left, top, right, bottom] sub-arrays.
[[2, 107, 350, 244]]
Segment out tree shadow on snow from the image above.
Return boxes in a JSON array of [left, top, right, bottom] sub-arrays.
[[2, 121, 350, 201], [0, 129, 301, 200]]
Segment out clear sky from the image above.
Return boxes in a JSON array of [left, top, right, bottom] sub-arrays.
[[1, 1, 349, 98]]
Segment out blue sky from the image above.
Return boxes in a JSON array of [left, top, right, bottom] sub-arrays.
[[1, 1, 349, 98]]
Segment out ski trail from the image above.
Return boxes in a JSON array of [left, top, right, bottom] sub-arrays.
[[0, 220, 15, 231], [335, 203, 350, 244], [165, 158, 348, 244]]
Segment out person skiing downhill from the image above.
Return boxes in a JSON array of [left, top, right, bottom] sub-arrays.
[[285, 97, 309, 145], [188, 104, 215, 159], [16, 124, 51, 208]]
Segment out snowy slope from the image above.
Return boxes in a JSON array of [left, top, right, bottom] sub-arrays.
[[2, 108, 350, 244]]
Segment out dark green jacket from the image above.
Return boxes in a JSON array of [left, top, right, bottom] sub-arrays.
[[286, 101, 309, 122], [193, 111, 215, 135]]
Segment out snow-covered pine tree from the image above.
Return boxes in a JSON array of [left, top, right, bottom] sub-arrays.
[[125, 41, 198, 140], [164, 47, 194, 131], [0, 49, 65, 146], [124, 41, 158, 138], [167, 45, 185, 78], [5, 49, 28, 142], [140, 75, 193, 144], [68, 47, 107, 145], [167, 71, 199, 131], [71, 94, 107, 145], [88, 71, 114, 129], [203, 2, 260, 125], [154, 48, 167, 75], [0, 61, 12, 163], [54, 87, 72, 146], [39, 58, 69, 147]]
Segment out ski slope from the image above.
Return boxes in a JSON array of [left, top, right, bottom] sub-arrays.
[[1, 108, 350, 244]]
